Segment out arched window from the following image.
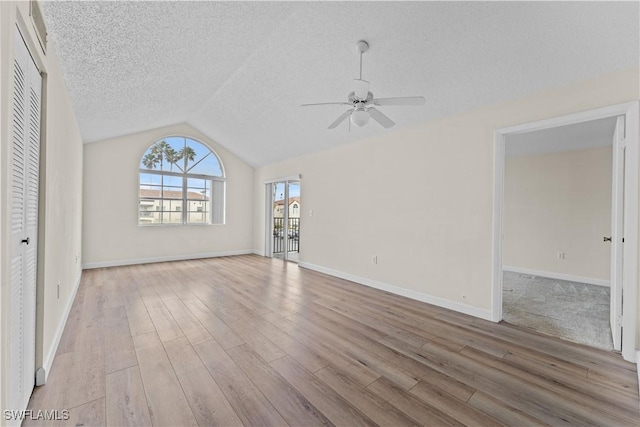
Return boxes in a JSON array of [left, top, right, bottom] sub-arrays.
[[138, 136, 225, 225]]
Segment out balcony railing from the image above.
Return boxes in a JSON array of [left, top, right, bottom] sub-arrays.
[[273, 217, 299, 254]]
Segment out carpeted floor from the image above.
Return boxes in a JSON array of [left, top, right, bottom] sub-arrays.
[[502, 271, 613, 351]]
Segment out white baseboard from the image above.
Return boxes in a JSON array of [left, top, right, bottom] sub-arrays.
[[38, 270, 82, 385], [503, 266, 610, 287], [252, 249, 266, 257], [81, 249, 254, 269], [298, 262, 492, 321]]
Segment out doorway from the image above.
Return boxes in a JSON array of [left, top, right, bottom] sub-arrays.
[[492, 102, 639, 362], [501, 117, 617, 351], [265, 178, 301, 263]]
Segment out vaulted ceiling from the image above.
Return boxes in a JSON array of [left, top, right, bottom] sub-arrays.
[[42, 1, 639, 166]]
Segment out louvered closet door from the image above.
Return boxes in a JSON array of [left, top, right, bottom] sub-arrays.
[[9, 26, 41, 413]]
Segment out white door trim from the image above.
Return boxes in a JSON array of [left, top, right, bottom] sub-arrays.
[[492, 101, 639, 362], [610, 116, 625, 351]]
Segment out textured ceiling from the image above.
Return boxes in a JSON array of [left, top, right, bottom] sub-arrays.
[[42, 1, 639, 166]]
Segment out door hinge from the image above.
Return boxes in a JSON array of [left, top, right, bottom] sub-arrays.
[[618, 137, 627, 148]]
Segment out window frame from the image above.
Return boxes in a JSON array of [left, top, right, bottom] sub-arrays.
[[138, 136, 225, 226]]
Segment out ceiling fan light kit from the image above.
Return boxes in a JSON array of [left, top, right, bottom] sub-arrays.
[[351, 107, 370, 127], [302, 39, 425, 130]]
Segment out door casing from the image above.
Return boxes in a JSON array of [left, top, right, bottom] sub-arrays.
[[492, 102, 639, 362]]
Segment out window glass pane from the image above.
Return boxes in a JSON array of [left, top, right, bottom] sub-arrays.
[[139, 185, 161, 199], [184, 140, 222, 176], [167, 212, 182, 224], [188, 152, 223, 176], [163, 138, 184, 172], [140, 198, 161, 208], [187, 177, 206, 190], [163, 175, 182, 187], [140, 173, 161, 186], [187, 178, 209, 210], [162, 186, 182, 200], [188, 211, 208, 224], [140, 138, 185, 172], [139, 211, 161, 224], [167, 200, 181, 213], [186, 189, 206, 200]]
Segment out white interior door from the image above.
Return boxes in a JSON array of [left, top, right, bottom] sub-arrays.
[[610, 116, 625, 351], [9, 26, 41, 412]]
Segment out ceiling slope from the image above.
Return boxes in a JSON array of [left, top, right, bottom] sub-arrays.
[[43, 1, 639, 166]]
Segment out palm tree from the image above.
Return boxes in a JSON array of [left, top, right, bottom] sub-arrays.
[[142, 152, 159, 169], [178, 146, 197, 170], [142, 140, 174, 170], [143, 140, 197, 171], [156, 141, 172, 169], [164, 147, 180, 171]]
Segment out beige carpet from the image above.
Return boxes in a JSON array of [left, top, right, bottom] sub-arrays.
[[502, 271, 613, 351]]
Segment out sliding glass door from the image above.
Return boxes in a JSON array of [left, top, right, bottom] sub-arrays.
[[266, 179, 300, 262]]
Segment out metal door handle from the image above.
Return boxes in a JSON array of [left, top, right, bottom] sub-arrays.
[[603, 236, 612, 242], [21, 237, 30, 245]]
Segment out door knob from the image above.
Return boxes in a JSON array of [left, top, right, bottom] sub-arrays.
[[21, 237, 30, 245], [603, 236, 612, 242]]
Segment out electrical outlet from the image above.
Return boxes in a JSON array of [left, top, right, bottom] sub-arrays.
[[372, 255, 378, 264], [309, 210, 313, 217], [557, 252, 566, 260]]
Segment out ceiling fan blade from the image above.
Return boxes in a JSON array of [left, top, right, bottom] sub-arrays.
[[301, 101, 351, 107], [368, 107, 395, 128], [328, 109, 353, 129], [373, 96, 426, 106]]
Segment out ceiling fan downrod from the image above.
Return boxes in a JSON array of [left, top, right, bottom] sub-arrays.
[[356, 40, 369, 80]]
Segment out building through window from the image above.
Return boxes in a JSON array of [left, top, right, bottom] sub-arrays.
[[139, 137, 225, 225]]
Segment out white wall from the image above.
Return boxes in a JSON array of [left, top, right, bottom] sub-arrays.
[[253, 67, 639, 322], [503, 146, 612, 283], [0, 0, 83, 414], [82, 123, 254, 267]]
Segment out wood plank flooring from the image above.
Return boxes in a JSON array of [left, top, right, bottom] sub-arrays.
[[26, 255, 639, 426]]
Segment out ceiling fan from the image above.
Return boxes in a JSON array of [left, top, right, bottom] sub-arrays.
[[301, 40, 425, 130]]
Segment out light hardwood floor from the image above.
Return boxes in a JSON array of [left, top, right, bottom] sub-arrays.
[[26, 255, 639, 426]]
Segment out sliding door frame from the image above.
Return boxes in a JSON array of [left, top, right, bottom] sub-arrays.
[[264, 175, 301, 262]]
